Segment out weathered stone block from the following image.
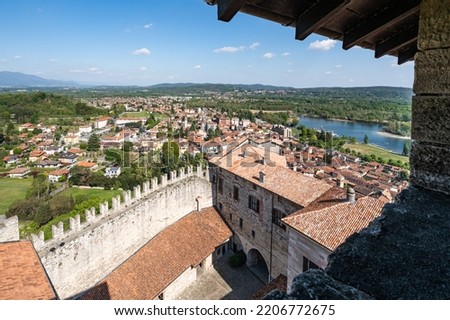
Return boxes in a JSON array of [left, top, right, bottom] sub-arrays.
[[410, 142, 450, 175], [411, 96, 450, 143], [266, 269, 373, 300], [414, 49, 450, 94], [418, 0, 450, 50], [410, 142, 450, 193], [410, 169, 450, 194]]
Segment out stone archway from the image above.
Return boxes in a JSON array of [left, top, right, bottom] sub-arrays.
[[247, 248, 269, 283]]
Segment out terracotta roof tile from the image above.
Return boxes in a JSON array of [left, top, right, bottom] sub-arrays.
[[284, 196, 384, 251], [211, 145, 333, 207], [0, 241, 56, 300], [81, 207, 232, 300]]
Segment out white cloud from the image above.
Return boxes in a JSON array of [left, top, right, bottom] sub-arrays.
[[143, 23, 153, 29], [249, 42, 260, 50], [213, 46, 245, 53], [140, 67, 147, 71], [0, 59, 6, 62], [69, 67, 101, 74], [326, 71, 333, 75], [263, 52, 276, 59], [308, 39, 337, 51], [49, 58, 59, 62], [132, 48, 151, 56], [335, 64, 342, 68], [287, 69, 293, 73], [281, 52, 291, 57], [194, 65, 202, 69], [14, 55, 22, 59]]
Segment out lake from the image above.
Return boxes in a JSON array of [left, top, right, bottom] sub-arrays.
[[298, 116, 412, 154]]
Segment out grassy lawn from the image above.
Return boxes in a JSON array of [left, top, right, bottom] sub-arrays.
[[344, 142, 409, 164], [0, 178, 32, 215], [55, 187, 123, 203], [122, 111, 151, 118]]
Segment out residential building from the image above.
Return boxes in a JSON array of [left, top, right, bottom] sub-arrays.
[[105, 166, 121, 178], [58, 153, 78, 165], [48, 169, 70, 183], [209, 143, 333, 281], [8, 167, 30, 178], [283, 187, 385, 290]]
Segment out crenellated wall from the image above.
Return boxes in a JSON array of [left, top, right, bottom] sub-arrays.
[[32, 166, 213, 299], [0, 215, 19, 242]]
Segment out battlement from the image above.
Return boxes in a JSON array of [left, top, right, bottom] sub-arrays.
[[0, 215, 19, 242], [31, 166, 210, 252]]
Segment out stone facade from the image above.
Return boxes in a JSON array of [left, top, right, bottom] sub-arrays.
[[212, 166, 302, 280], [410, 0, 450, 194], [33, 168, 212, 299], [286, 228, 331, 291]]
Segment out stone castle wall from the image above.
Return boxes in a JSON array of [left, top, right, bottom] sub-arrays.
[[32, 167, 212, 299], [0, 215, 19, 242]]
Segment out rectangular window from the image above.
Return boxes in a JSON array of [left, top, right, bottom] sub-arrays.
[[272, 208, 286, 230], [252, 230, 255, 238], [248, 195, 260, 213], [218, 202, 223, 212], [239, 218, 243, 229], [233, 186, 239, 201], [218, 177, 223, 194], [229, 213, 232, 221], [303, 256, 319, 272]]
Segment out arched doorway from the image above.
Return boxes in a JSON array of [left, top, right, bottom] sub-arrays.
[[247, 248, 269, 283]]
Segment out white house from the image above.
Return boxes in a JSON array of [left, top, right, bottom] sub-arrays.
[[48, 169, 70, 183], [104, 166, 121, 178]]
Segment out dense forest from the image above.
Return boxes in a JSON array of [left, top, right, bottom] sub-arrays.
[[0, 92, 103, 123]]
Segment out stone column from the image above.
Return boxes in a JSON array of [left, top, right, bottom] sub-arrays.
[[410, 0, 450, 194]]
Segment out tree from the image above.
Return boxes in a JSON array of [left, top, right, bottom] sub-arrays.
[[161, 141, 180, 172], [363, 134, 369, 144], [5, 122, 14, 135], [402, 142, 410, 156], [87, 134, 100, 152], [123, 141, 134, 152], [28, 174, 50, 199]]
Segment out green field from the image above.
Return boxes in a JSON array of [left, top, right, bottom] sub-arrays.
[[0, 178, 32, 215], [55, 187, 123, 203], [121, 111, 151, 118], [344, 142, 409, 164]]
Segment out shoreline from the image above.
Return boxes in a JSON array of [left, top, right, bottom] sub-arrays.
[[377, 131, 411, 140]]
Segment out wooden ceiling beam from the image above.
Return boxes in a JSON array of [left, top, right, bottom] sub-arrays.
[[398, 43, 418, 65], [295, 0, 351, 41], [343, 0, 420, 50], [375, 24, 418, 58], [217, 0, 247, 22]]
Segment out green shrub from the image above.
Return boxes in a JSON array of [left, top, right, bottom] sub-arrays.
[[229, 250, 247, 268]]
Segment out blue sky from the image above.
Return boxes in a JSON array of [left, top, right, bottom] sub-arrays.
[[0, 0, 414, 88]]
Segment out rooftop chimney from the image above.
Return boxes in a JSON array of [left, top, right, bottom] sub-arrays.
[[347, 187, 356, 204], [259, 171, 266, 183]]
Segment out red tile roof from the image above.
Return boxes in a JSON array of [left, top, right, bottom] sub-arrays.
[[211, 145, 333, 207], [284, 195, 385, 251], [81, 207, 232, 300], [0, 241, 56, 300]]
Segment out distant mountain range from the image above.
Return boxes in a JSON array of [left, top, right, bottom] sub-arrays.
[[0, 72, 413, 100], [0, 71, 80, 88]]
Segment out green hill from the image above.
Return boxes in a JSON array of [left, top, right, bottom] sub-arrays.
[[0, 92, 103, 123]]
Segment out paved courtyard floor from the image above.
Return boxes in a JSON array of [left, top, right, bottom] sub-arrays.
[[175, 255, 266, 300]]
